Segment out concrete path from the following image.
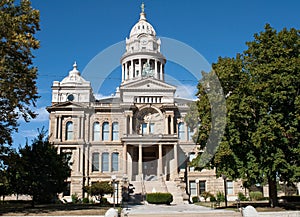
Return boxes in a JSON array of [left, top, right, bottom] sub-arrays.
[[123, 203, 241, 217]]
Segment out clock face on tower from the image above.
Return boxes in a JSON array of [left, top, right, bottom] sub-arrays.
[[141, 38, 148, 45]]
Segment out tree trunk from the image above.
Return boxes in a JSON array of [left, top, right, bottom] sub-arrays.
[[268, 175, 278, 207]]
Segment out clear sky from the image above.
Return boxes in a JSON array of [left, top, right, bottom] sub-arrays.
[[12, 0, 300, 147]]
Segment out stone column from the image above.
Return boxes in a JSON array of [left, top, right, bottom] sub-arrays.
[[160, 63, 163, 81], [121, 64, 124, 81], [130, 60, 133, 79], [78, 116, 81, 139], [165, 115, 169, 134], [109, 122, 112, 141], [125, 115, 128, 135], [123, 144, 127, 174], [138, 144, 143, 178], [81, 115, 84, 141], [155, 60, 158, 79], [170, 114, 174, 135], [139, 58, 142, 77], [174, 143, 178, 176], [55, 115, 58, 139], [158, 144, 163, 177], [125, 62, 128, 80], [58, 115, 62, 141], [129, 115, 133, 134]]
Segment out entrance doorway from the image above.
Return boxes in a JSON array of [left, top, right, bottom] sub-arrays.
[[143, 147, 157, 180]]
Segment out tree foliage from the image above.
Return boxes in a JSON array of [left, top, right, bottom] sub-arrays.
[[0, 0, 40, 146], [2, 130, 71, 205], [84, 181, 114, 202], [189, 24, 300, 207]]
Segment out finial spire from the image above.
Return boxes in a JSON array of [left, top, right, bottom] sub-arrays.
[[70, 61, 80, 75], [73, 61, 77, 69], [141, 2, 145, 13], [139, 2, 146, 21]]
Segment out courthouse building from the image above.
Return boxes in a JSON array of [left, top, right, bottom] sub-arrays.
[[47, 4, 244, 203]]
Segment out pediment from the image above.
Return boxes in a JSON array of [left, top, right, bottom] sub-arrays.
[[46, 101, 88, 111], [121, 77, 176, 91]]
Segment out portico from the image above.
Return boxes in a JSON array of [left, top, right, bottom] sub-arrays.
[[122, 136, 179, 181]]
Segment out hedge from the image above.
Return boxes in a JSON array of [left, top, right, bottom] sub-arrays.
[[146, 192, 173, 205]]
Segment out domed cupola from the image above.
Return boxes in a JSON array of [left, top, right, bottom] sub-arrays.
[[121, 3, 166, 83], [129, 7, 156, 38]]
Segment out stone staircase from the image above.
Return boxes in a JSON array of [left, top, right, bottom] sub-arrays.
[[129, 180, 186, 205], [165, 181, 186, 205]]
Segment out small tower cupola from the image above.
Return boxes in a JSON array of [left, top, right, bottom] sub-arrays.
[[121, 3, 166, 83]]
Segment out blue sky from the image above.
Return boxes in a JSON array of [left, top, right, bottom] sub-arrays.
[[12, 0, 300, 147]]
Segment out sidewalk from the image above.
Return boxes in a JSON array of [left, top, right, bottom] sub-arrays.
[[123, 204, 242, 217]]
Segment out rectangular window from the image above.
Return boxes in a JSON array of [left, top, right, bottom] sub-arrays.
[[178, 122, 186, 141], [150, 123, 155, 134], [112, 153, 119, 172], [112, 122, 119, 141], [142, 123, 147, 135], [102, 122, 109, 141], [102, 153, 109, 172], [92, 153, 99, 172], [227, 180, 233, 195], [199, 181, 206, 194], [189, 181, 197, 196]]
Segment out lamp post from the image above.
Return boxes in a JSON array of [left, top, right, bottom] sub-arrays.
[[111, 175, 116, 208], [195, 179, 199, 200], [222, 174, 227, 208]]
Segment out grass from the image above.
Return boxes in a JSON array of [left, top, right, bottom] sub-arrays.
[[195, 200, 300, 212], [0, 201, 112, 216]]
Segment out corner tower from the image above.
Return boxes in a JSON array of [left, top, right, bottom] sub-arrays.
[[121, 3, 166, 83]]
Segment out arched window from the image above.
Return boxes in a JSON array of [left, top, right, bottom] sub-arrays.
[[112, 152, 119, 172], [66, 121, 73, 140], [102, 152, 109, 172], [112, 122, 119, 141], [92, 152, 99, 172], [102, 122, 109, 141], [93, 122, 100, 141], [178, 122, 185, 141]]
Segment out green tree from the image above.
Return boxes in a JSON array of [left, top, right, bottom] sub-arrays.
[[190, 24, 300, 207], [0, 0, 40, 146], [0, 170, 10, 201], [3, 130, 71, 206], [84, 181, 114, 202]]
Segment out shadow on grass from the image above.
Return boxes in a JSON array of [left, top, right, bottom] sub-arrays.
[[0, 201, 112, 215]]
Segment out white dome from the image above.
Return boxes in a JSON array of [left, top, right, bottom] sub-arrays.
[[129, 12, 156, 38]]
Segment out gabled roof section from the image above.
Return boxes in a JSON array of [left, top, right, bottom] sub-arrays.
[[120, 77, 176, 91], [46, 101, 88, 112]]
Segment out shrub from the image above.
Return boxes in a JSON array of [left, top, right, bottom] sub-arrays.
[[210, 195, 216, 202], [82, 197, 89, 204], [201, 191, 213, 202], [100, 197, 110, 205], [71, 193, 80, 204], [238, 192, 248, 201], [249, 191, 263, 201], [192, 196, 199, 203], [146, 193, 173, 205], [216, 191, 225, 202]]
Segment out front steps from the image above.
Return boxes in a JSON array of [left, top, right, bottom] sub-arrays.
[[129, 180, 186, 204]]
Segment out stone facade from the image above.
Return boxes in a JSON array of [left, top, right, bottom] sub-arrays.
[[47, 4, 244, 202]]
